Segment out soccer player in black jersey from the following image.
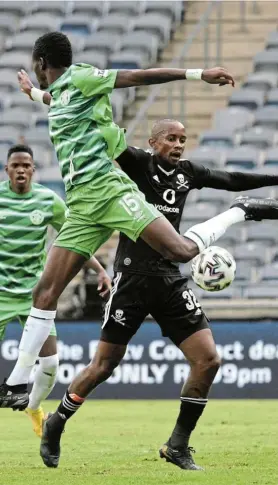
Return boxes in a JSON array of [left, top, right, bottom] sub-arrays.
[[39, 118, 278, 469]]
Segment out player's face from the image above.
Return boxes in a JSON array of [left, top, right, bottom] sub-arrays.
[[149, 123, 187, 166], [32, 57, 49, 89], [5, 153, 35, 193]]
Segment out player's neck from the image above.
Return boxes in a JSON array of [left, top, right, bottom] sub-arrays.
[[47, 67, 69, 86], [9, 182, 32, 195], [156, 155, 177, 173]]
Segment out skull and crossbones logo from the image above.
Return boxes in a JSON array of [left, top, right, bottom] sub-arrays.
[[112, 309, 126, 326], [176, 173, 189, 190]]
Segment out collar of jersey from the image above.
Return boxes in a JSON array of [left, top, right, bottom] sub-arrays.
[[157, 164, 176, 176], [6, 180, 33, 198], [48, 66, 71, 92]]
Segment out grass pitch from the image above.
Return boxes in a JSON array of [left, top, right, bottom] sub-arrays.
[[0, 400, 276, 485]]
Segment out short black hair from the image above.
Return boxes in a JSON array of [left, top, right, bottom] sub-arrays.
[[33, 31, 72, 68], [7, 144, 33, 160]]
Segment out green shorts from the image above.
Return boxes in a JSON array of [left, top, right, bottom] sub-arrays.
[[54, 166, 161, 259], [0, 296, 57, 340]]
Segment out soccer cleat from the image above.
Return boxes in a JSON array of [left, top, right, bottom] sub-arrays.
[[159, 443, 203, 471], [40, 412, 65, 468], [25, 406, 45, 437], [0, 379, 29, 410], [231, 196, 278, 221]]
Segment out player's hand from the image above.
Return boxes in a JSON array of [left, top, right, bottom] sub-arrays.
[[17, 69, 34, 99], [202, 67, 235, 87], [97, 270, 112, 299]]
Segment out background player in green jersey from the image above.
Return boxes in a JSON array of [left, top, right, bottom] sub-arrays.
[[3, 32, 278, 441], [0, 144, 111, 435]]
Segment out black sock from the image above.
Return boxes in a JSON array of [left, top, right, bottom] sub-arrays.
[[169, 397, 208, 450], [56, 389, 85, 422]]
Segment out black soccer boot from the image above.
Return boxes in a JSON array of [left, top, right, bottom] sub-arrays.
[[40, 412, 65, 468], [159, 442, 204, 470], [0, 379, 29, 410], [231, 196, 278, 221]]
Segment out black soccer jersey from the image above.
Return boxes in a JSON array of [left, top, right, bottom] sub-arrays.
[[114, 146, 278, 276]]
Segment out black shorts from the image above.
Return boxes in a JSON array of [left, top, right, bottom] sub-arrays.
[[101, 273, 209, 347]]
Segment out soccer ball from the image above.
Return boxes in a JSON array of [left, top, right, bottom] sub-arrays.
[[191, 246, 236, 292]]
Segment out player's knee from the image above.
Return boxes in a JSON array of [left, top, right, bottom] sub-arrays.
[[32, 283, 58, 310], [199, 353, 221, 377]]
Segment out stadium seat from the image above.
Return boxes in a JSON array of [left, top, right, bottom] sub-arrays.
[[60, 15, 98, 36], [265, 88, 278, 106], [225, 146, 262, 170], [0, 52, 30, 70], [259, 263, 278, 281], [242, 72, 278, 91], [143, 1, 183, 25], [253, 106, 278, 128], [186, 146, 226, 168], [228, 89, 265, 110], [20, 14, 61, 33], [31, 143, 52, 167], [31, 1, 69, 16], [131, 14, 172, 46], [234, 261, 254, 284], [233, 242, 269, 265], [246, 222, 278, 244], [119, 32, 160, 64], [199, 130, 235, 148], [106, 1, 142, 16], [0, 1, 29, 16], [35, 113, 49, 128], [244, 285, 278, 298], [200, 287, 241, 299], [0, 69, 18, 92], [110, 91, 125, 123], [265, 30, 278, 50], [97, 14, 131, 35], [9, 92, 43, 112], [109, 51, 148, 70], [195, 187, 231, 205], [238, 186, 276, 199], [71, 1, 107, 17], [0, 107, 31, 130], [182, 203, 218, 221], [84, 32, 120, 55], [264, 146, 278, 166], [239, 126, 277, 149], [218, 224, 245, 246], [24, 127, 53, 148], [213, 107, 253, 132], [0, 126, 20, 145], [254, 50, 278, 72], [0, 13, 20, 35], [5, 31, 43, 52], [77, 51, 108, 70]]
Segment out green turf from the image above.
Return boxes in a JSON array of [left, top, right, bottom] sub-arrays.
[[0, 400, 276, 485]]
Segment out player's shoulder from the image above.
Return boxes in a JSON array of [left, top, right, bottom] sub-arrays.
[[178, 158, 194, 173], [0, 180, 8, 193]]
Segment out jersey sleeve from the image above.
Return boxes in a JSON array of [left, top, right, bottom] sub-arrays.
[[50, 193, 67, 232], [180, 160, 210, 189], [116, 146, 151, 179], [71, 64, 118, 97]]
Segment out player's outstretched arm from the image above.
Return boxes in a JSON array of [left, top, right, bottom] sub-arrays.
[[17, 69, 52, 105], [199, 168, 278, 191], [115, 67, 235, 88]]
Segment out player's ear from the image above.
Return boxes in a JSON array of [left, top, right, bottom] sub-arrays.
[[40, 57, 46, 71], [4, 164, 8, 174], [149, 137, 155, 149]]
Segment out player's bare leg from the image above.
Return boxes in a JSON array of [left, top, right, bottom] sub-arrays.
[[40, 341, 126, 467], [160, 329, 220, 470], [25, 335, 58, 437]]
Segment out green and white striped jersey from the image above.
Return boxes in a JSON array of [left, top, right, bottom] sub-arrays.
[[0, 181, 66, 298], [48, 63, 127, 192]]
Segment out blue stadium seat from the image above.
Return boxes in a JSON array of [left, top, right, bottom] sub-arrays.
[[246, 222, 277, 244], [259, 263, 278, 281], [242, 72, 278, 91], [199, 130, 235, 148], [84, 32, 120, 56], [132, 14, 171, 46], [265, 88, 278, 106], [186, 146, 226, 168], [243, 285, 278, 298], [264, 147, 278, 166], [60, 15, 98, 36], [254, 106, 278, 128], [254, 50, 278, 73], [182, 203, 217, 221], [71, 1, 107, 17], [265, 30, 278, 50], [234, 242, 269, 265], [109, 51, 148, 70], [228, 89, 265, 110], [20, 13, 61, 33], [0, 126, 19, 145], [213, 107, 253, 132], [225, 146, 261, 170], [240, 126, 277, 149], [97, 14, 131, 35], [78, 51, 108, 70]]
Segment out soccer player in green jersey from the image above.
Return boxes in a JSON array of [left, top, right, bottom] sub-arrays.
[[0, 143, 111, 435], [2, 33, 278, 466]]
